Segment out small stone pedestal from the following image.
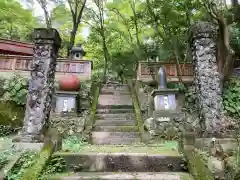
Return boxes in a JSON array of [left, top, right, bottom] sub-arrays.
[[53, 91, 79, 114], [151, 89, 179, 111]]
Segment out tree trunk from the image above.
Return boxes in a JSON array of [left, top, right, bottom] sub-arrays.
[[43, 8, 51, 28], [68, 25, 77, 56], [101, 31, 110, 83]]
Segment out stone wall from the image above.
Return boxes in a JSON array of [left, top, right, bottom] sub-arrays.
[[51, 112, 87, 137], [191, 22, 225, 135]]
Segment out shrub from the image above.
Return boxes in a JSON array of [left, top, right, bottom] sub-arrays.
[[223, 77, 240, 118], [2, 74, 28, 105], [0, 102, 24, 137]]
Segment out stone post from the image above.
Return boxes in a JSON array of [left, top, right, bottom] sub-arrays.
[[191, 22, 225, 136], [21, 28, 61, 142]]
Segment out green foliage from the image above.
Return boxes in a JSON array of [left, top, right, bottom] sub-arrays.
[[40, 156, 66, 178], [184, 86, 198, 113], [7, 151, 37, 180], [223, 77, 240, 118], [0, 150, 10, 169], [2, 75, 28, 105], [21, 143, 54, 180], [0, 0, 38, 41], [0, 102, 24, 137], [62, 136, 88, 152]]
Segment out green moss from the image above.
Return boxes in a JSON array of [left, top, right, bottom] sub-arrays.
[[184, 146, 214, 180], [85, 82, 101, 131], [21, 143, 54, 180], [127, 80, 144, 135], [56, 141, 181, 155]]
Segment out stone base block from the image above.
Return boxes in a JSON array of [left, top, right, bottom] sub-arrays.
[[12, 142, 44, 151], [51, 172, 193, 180], [54, 152, 184, 172]]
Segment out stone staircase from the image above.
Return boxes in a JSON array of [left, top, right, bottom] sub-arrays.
[[47, 82, 194, 180], [91, 83, 140, 145], [91, 105, 140, 145]]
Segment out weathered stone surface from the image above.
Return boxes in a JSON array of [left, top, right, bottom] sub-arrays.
[[21, 28, 61, 142], [207, 157, 225, 174], [92, 82, 139, 145], [58, 172, 193, 180], [51, 112, 87, 136], [191, 22, 225, 135], [98, 84, 132, 106], [144, 111, 186, 140], [54, 152, 184, 172], [94, 119, 136, 126], [91, 132, 140, 145]]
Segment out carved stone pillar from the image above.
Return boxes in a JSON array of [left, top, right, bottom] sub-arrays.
[[191, 22, 225, 135], [21, 28, 61, 142]]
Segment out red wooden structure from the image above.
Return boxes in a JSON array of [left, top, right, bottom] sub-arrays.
[[0, 38, 33, 56]]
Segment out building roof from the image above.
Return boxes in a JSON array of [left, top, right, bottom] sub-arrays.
[[0, 38, 34, 56]]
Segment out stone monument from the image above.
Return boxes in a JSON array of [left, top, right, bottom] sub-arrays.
[[144, 66, 185, 138], [191, 22, 225, 136], [20, 28, 62, 142]]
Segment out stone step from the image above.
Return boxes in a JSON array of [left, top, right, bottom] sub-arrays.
[[96, 109, 134, 117], [49, 172, 193, 180], [91, 137, 140, 145], [91, 132, 139, 138], [100, 89, 131, 95], [54, 150, 184, 172], [97, 105, 133, 109], [95, 113, 135, 120], [94, 120, 136, 126], [92, 126, 138, 132], [95, 116, 135, 121]]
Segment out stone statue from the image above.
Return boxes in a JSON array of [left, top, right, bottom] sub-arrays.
[[158, 66, 167, 89], [62, 100, 68, 112]]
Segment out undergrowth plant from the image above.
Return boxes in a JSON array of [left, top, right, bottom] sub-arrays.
[[39, 156, 66, 179], [2, 74, 28, 105], [223, 77, 240, 118], [62, 135, 88, 152], [7, 151, 37, 180]]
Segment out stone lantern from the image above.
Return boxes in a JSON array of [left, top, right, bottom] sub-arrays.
[[52, 44, 86, 115], [70, 43, 86, 60]]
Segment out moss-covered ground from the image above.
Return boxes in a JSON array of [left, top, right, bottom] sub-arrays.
[[61, 140, 180, 156]]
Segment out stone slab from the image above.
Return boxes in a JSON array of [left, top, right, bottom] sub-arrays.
[[12, 142, 44, 151], [0, 142, 43, 151], [97, 109, 134, 114], [96, 113, 134, 119], [54, 172, 193, 180], [92, 126, 138, 132], [91, 137, 140, 145], [54, 152, 184, 172], [195, 138, 237, 152], [91, 132, 139, 138], [94, 120, 136, 126]]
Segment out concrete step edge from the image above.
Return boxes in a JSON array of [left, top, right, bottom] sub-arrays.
[[48, 172, 193, 180]]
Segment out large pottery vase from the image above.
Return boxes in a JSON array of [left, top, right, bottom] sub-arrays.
[[59, 75, 80, 91]]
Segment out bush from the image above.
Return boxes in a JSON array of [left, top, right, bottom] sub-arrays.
[[223, 77, 240, 118], [184, 86, 198, 113], [0, 102, 24, 137], [2, 74, 28, 105]]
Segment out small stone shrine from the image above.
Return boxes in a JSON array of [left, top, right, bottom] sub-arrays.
[[144, 66, 185, 138], [53, 44, 86, 115]]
